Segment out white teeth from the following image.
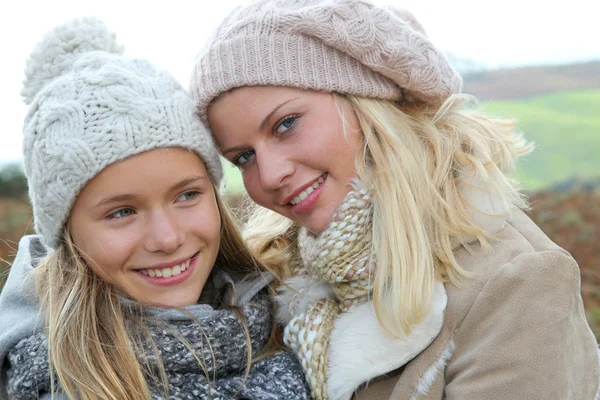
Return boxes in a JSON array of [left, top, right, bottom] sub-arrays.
[[139, 258, 192, 279], [290, 174, 327, 205]]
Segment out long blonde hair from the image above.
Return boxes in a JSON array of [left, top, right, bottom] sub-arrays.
[[243, 93, 533, 337], [32, 183, 279, 399]]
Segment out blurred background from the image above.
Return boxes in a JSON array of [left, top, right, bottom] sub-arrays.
[[1, 1, 599, 336]]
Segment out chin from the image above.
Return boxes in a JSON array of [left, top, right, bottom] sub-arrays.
[[304, 218, 330, 235]]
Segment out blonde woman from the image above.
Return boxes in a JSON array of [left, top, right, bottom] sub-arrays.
[[190, 0, 600, 399], [0, 18, 309, 400]]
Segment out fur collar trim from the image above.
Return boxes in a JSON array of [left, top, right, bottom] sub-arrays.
[[326, 280, 447, 400], [410, 340, 456, 400]]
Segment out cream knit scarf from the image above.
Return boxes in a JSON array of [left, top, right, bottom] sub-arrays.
[[284, 179, 374, 399]]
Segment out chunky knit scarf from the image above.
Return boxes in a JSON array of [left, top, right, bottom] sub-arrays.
[[284, 179, 374, 399], [6, 279, 309, 400]]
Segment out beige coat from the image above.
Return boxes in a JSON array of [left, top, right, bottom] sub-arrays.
[[292, 209, 599, 400], [328, 210, 600, 399]]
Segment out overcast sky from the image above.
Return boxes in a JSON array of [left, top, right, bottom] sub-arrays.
[[1, 0, 599, 163]]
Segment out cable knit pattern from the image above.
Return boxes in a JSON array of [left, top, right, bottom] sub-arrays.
[[191, 0, 462, 124], [22, 17, 223, 248], [6, 291, 310, 400]]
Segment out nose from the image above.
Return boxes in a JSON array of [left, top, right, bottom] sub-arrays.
[[256, 149, 294, 191], [144, 209, 185, 254]]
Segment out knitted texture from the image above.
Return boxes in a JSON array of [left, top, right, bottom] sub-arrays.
[[191, 0, 462, 124], [6, 290, 310, 400], [298, 179, 375, 310], [284, 298, 339, 400], [22, 17, 223, 249], [282, 179, 374, 399]]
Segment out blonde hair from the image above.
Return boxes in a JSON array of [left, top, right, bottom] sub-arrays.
[[243, 93, 533, 337], [32, 183, 279, 399]]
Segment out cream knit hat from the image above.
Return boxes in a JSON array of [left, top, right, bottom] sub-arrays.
[[191, 0, 462, 124], [22, 17, 223, 249]]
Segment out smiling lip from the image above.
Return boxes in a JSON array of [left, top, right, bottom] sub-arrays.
[[290, 174, 327, 214], [282, 173, 327, 205], [136, 253, 198, 286], [144, 255, 194, 271]]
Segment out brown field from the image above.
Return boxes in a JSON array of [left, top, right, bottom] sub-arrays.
[[527, 187, 600, 337], [463, 60, 600, 100], [0, 197, 33, 287]]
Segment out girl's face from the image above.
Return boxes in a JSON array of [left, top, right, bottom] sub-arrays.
[[208, 86, 361, 234], [69, 148, 221, 307]]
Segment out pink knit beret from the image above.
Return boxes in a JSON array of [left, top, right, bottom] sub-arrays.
[[191, 0, 463, 124]]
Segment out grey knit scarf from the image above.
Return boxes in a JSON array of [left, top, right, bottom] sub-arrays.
[[6, 272, 310, 400]]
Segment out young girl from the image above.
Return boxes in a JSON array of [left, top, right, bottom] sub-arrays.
[[190, 0, 600, 398], [0, 18, 309, 400]]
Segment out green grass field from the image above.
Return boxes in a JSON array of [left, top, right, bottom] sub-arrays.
[[483, 90, 600, 189], [222, 162, 244, 194], [220, 90, 600, 193]]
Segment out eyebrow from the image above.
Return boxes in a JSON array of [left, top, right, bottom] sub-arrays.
[[94, 175, 207, 209], [258, 98, 298, 132], [222, 98, 299, 157]]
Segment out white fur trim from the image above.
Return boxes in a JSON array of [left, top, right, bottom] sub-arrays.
[[275, 275, 335, 325], [326, 281, 448, 400], [410, 339, 456, 400]]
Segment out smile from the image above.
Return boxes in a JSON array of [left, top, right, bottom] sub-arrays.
[[290, 173, 327, 205], [139, 259, 191, 278], [135, 253, 199, 286]]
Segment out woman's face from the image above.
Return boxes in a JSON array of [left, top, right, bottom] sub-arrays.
[[208, 86, 361, 234], [69, 148, 221, 307]]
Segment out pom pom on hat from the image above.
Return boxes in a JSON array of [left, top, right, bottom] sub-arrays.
[[21, 17, 124, 105]]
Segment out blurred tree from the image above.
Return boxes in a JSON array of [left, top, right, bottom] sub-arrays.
[[0, 163, 28, 198]]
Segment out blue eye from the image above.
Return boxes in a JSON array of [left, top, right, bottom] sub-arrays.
[[107, 208, 134, 220], [275, 116, 297, 135], [177, 190, 200, 202], [233, 149, 255, 167]]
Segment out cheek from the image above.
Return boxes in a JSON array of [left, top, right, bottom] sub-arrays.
[[74, 225, 139, 275], [329, 132, 360, 173], [241, 170, 267, 205], [187, 198, 222, 244], [205, 211, 222, 246]]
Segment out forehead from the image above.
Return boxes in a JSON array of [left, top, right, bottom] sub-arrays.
[[208, 86, 334, 129], [78, 148, 210, 198]]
